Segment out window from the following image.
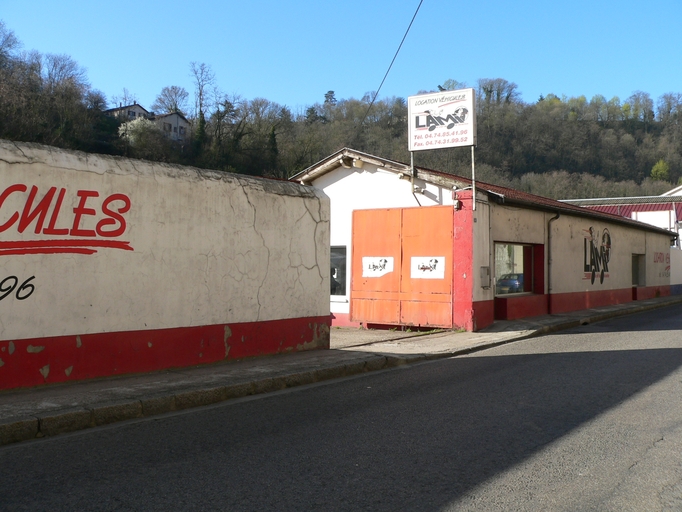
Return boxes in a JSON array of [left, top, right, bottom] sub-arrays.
[[173, 126, 178, 132], [331, 246, 347, 296], [494, 243, 533, 295], [163, 123, 172, 132], [179, 126, 186, 135], [128, 110, 135, 118]]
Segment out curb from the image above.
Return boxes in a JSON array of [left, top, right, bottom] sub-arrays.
[[0, 354, 397, 446], [2, 296, 681, 447]]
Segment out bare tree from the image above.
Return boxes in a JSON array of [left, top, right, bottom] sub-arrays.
[[151, 85, 189, 114], [111, 88, 138, 108], [190, 62, 215, 117], [41, 53, 88, 93], [0, 20, 20, 64]]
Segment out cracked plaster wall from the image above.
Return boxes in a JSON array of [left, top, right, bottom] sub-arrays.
[[0, 140, 330, 341]]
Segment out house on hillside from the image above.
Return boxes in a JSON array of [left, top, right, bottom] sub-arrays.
[[153, 111, 191, 142], [104, 103, 150, 121], [104, 104, 191, 142], [291, 148, 677, 331]]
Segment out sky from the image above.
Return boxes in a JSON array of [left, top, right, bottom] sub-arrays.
[[3, 0, 682, 114]]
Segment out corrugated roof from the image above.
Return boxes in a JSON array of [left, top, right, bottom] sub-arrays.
[[584, 203, 682, 221], [563, 196, 682, 206], [291, 148, 677, 239]]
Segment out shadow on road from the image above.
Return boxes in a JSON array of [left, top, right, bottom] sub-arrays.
[[2, 344, 681, 510]]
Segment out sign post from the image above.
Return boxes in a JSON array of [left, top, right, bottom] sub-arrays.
[[407, 88, 477, 208]]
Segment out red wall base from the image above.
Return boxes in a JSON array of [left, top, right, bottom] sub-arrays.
[[472, 300, 495, 330], [0, 315, 331, 391], [495, 294, 549, 320], [632, 285, 670, 300], [549, 286, 670, 314]]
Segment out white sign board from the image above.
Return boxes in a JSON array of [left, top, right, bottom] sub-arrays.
[[411, 256, 446, 279], [362, 256, 394, 277], [407, 88, 477, 152]]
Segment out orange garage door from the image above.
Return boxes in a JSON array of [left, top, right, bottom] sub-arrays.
[[351, 206, 454, 328]]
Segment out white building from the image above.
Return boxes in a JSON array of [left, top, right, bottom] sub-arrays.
[[292, 148, 676, 330]]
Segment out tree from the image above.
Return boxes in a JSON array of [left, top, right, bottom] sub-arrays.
[[441, 79, 466, 91], [0, 20, 20, 66], [651, 159, 670, 181], [190, 62, 215, 118], [657, 92, 682, 124], [324, 91, 337, 105], [118, 117, 171, 161], [111, 88, 138, 107], [477, 78, 520, 106], [151, 85, 189, 115]]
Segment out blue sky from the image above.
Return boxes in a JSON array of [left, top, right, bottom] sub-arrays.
[[3, 0, 682, 113]]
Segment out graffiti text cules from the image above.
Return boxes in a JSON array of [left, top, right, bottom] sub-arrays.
[[0, 184, 133, 256], [0, 184, 130, 237]]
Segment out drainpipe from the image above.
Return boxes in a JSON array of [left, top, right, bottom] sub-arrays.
[[547, 212, 560, 314]]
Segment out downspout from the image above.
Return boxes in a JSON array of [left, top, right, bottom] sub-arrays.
[[547, 212, 560, 314]]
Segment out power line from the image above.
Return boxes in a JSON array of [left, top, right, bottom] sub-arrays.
[[356, 0, 424, 136]]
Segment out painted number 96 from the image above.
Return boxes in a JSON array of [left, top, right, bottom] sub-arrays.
[[0, 276, 36, 301]]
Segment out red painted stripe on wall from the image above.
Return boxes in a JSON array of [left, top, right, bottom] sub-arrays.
[[0, 315, 331, 391], [549, 286, 670, 314], [495, 294, 549, 321], [472, 300, 495, 331], [632, 286, 671, 301]]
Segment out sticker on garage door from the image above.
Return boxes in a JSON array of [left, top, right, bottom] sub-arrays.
[[362, 257, 394, 277], [411, 256, 445, 279]]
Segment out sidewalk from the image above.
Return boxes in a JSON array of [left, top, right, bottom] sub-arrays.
[[2, 295, 681, 446]]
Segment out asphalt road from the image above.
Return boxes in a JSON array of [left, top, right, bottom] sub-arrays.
[[2, 305, 682, 511]]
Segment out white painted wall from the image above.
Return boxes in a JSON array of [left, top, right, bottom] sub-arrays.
[[0, 140, 329, 341], [631, 210, 676, 231], [154, 112, 191, 141]]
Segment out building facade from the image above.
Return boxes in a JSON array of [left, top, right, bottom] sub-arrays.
[[292, 149, 675, 331]]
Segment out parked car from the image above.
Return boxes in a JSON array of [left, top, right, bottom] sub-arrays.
[[496, 273, 524, 294]]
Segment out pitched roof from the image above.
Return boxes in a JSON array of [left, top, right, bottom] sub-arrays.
[[661, 184, 682, 196], [152, 112, 190, 123], [103, 103, 150, 114], [291, 148, 677, 239]]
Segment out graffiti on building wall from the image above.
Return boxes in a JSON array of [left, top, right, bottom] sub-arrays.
[[653, 251, 671, 278], [583, 227, 611, 284], [0, 184, 133, 256], [0, 275, 35, 301]]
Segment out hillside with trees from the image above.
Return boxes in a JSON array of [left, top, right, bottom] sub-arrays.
[[0, 21, 679, 199]]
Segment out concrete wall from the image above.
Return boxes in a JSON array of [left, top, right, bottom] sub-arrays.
[[0, 140, 330, 389], [670, 248, 682, 294], [546, 214, 670, 310], [486, 204, 672, 317]]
